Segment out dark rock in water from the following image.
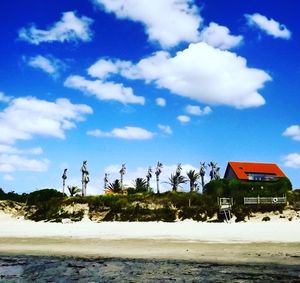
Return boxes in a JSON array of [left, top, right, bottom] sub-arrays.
[[0, 255, 299, 282]]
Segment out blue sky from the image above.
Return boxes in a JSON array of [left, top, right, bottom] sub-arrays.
[[1, 0, 300, 194]]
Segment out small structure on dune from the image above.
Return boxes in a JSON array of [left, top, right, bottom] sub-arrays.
[[224, 161, 286, 182], [218, 197, 233, 223]]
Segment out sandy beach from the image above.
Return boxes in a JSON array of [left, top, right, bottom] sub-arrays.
[[1, 211, 300, 241], [0, 211, 300, 265]]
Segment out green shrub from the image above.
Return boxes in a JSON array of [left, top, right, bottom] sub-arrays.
[[0, 188, 28, 203], [27, 197, 62, 221], [102, 205, 177, 222], [49, 210, 85, 223], [232, 205, 249, 222], [203, 178, 292, 206], [178, 207, 207, 221], [27, 188, 63, 205], [262, 216, 271, 222], [287, 190, 300, 206], [24, 189, 64, 222]]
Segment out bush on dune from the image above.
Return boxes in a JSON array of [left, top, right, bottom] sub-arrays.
[[26, 188, 63, 205], [1, 181, 298, 222], [0, 188, 28, 203], [25, 188, 65, 222]]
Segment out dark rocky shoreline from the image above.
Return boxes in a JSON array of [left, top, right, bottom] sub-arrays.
[[0, 255, 300, 282]]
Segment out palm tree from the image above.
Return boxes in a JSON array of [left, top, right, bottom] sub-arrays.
[[208, 161, 217, 180], [155, 161, 163, 194], [168, 173, 187, 192], [119, 164, 126, 188], [132, 178, 148, 193], [175, 163, 182, 177], [199, 162, 206, 189], [186, 170, 200, 192], [67, 186, 81, 197], [146, 166, 152, 188], [104, 173, 109, 191], [107, 179, 123, 193], [62, 168, 67, 196]]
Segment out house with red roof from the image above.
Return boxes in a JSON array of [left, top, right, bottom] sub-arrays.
[[224, 161, 286, 182]]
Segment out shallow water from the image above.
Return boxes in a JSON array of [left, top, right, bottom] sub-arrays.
[[0, 255, 299, 282]]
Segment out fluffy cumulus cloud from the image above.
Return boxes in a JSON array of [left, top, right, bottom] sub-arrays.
[[158, 124, 172, 135], [245, 13, 291, 39], [25, 55, 63, 76], [177, 115, 190, 123], [185, 105, 212, 116], [121, 42, 271, 108], [0, 154, 49, 173], [0, 96, 92, 144], [283, 125, 300, 141], [199, 22, 243, 50], [0, 144, 43, 155], [19, 11, 93, 44], [88, 59, 120, 79], [0, 92, 12, 103], [64, 75, 145, 105], [87, 126, 154, 140], [155, 97, 166, 107], [282, 153, 300, 168], [93, 0, 202, 47]]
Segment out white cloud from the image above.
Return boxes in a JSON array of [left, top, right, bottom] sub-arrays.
[[158, 124, 172, 135], [26, 55, 63, 76], [27, 147, 43, 155], [185, 105, 212, 116], [177, 115, 190, 123], [87, 58, 133, 79], [88, 59, 119, 79], [283, 125, 300, 141], [0, 92, 12, 103], [282, 153, 300, 168], [86, 129, 103, 137], [199, 22, 243, 50], [121, 42, 271, 108], [87, 126, 154, 140], [93, 0, 202, 47], [0, 96, 92, 144], [0, 154, 49, 173], [64, 75, 145, 105], [155, 97, 166, 107], [245, 13, 291, 39], [3, 174, 14, 181], [0, 144, 43, 155], [19, 11, 93, 44]]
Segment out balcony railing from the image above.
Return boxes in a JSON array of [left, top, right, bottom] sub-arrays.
[[244, 196, 286, 205]]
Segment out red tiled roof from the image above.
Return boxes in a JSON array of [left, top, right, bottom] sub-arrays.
[[226, 161, 286, 180]]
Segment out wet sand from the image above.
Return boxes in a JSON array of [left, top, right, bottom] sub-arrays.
[[1, 211, 300, 279], [0, 238, 299, 265], [1, 255, 300, 282]]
